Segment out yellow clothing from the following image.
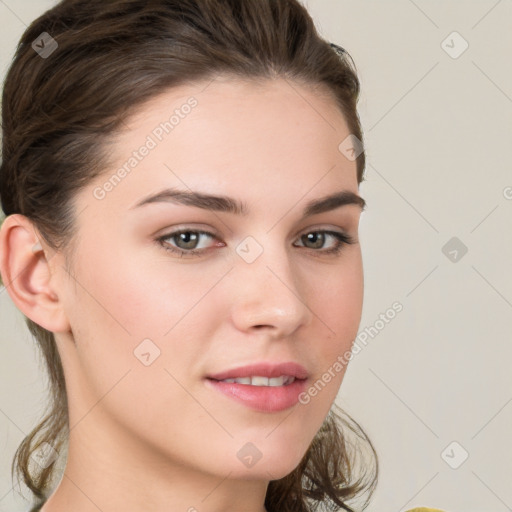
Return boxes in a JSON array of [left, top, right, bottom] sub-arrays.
[[406, 508, 447, 512]]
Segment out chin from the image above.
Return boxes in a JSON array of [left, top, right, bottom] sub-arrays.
[[228, 463, 302, 482], [222, 446, 307, 481]]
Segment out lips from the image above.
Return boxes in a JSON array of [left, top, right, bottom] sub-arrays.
[[205, 377, 308, 412], [206, 361, 309, 381]]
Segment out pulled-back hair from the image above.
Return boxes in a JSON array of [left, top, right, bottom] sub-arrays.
[[0, 1, 377, 510]]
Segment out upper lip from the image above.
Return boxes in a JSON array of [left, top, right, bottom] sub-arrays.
[[207, 362, 309, 381]]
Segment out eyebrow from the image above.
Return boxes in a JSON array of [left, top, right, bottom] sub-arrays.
[[130, 187, 366, 217]]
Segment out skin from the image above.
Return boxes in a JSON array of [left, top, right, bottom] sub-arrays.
[[0, 76, 365, 512]]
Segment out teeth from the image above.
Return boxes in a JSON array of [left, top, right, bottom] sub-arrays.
[[251, 376, 269, 386], [233, 377, 251, 385], [220, 375, 296, 386]]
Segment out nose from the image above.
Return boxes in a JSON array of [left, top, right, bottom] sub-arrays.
[[229, 248, 313, 339]]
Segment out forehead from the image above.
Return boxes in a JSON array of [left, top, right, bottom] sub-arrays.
[[77, 77, 359, 217]]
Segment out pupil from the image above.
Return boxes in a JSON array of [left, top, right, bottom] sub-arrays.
[[178, 232, 198, 249], [305, 232, 323, 249]]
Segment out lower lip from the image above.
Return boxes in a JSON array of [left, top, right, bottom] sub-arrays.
[[205, 378, 308, 412]]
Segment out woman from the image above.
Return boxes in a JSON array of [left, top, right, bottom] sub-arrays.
[[0, 1, 445, 511]]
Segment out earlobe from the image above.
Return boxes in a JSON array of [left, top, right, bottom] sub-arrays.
[[0, 214, 71, 333]]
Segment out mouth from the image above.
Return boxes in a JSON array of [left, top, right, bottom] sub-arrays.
[[204, 373, 309, 412], [206, 375, 299, 386], [206, 361, 309, 382]]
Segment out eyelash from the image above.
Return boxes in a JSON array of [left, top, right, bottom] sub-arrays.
[[156, 228, 356, 258]]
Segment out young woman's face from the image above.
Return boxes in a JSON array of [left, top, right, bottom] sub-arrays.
[[54, 77, 365, 482]]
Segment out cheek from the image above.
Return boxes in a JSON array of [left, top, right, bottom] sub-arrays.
[[289, 252, 363, 421], [62, 250, 222, 445], [74, 245, 224, 339], [314, 252, 364, 351], [65, 247, 229, 392]]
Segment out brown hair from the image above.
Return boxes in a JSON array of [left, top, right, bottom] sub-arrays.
[[0, 0, 377, 510]]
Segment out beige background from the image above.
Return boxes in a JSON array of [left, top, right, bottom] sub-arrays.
[[1, 1, 511, 511]]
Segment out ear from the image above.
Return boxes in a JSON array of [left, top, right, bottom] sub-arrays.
[[0, 214, 71, 333]]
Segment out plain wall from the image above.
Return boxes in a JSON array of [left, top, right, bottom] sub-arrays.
[[1, 1, 511, 511]]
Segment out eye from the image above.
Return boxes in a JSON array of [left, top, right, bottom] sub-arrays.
[[156, 228, 357, 258], [156, 229, 220, 257], [293, 230, 357, 255]]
